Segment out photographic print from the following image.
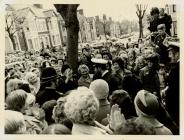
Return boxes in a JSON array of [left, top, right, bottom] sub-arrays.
[[4, 0, 181, 138]]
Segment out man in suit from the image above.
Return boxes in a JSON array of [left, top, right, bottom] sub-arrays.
[[91, 58, 117, 97], [161, 42, 179, 132]]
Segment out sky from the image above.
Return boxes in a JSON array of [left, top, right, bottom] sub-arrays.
[[5, 0, 179, 22], [42, 0, 174, 22]]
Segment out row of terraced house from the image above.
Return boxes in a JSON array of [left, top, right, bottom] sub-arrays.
[[5, 4, 68, 53], [5, 4, 122, 53]]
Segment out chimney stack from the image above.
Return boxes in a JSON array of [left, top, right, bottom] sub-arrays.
[[103, 14, 107, 20], [33, 4, 43, 9], [109, 17, 112, 21], [78, 9, 84, 15], [95, 15, 100, 21]]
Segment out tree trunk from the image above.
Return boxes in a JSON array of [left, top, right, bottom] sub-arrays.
[[21, 29, 28, 51], [54, 4, 79, 73], [9, 35, 16, 50], [66, 23, 79, 73], [139, 19, 143, 38]]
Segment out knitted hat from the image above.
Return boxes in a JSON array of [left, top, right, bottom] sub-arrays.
[[41, 67, 58, 83], [134, 90, 159, 116], [89, 79, 109, 100]]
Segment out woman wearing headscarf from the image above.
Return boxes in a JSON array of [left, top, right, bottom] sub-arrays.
[[134, 90, 172, 135]]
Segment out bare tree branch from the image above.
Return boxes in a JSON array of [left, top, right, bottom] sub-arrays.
[[5, 14, 14, 33], [143, 5, 148, 10], [136, 11, 139, 17], [141, 5, 147, 19], [136, 4, 140, 11], [141, 9, 146, 19], [140, 4, 142, 11], [12, 28, 21, 35]]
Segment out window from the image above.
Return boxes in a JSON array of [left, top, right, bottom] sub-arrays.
[[43, 20, 47, 31], [13, 36, 19, 50], [62, 24, 66, 32], [52, 35, 56, 45], [173, 5, 176, 12], [45, 36, 50, 47], [53, 20, 57, 29], [56, 34, 61, 44], [63, 36, 67, 43], [45, 36, 49, 44], [34, 38, 39, 50], [37, 20, 40, 31], [41, 21, 44, 31], [48, 20, 52, 30], [173, 21, 177, 36], [28, 39, 33, 49]]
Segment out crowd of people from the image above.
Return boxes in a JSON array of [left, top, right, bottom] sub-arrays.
[[5, 7, 179, 135]]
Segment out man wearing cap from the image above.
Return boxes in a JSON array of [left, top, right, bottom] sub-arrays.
[[91, 58, 109, 80], [91, 58, 115, 96], [161, 42, 179, 129], [36, 67, 63, 106]]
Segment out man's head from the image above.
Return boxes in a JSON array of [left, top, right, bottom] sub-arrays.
[[159, 8, 165, 16], [82, 47, 90, 57], [41, 67, 59, 88], [168, 43, 179, 63], [89, 79, 109, 100], [150, 7, 159, 19], [91, 58, 108, 73], [157, 24, 166, 33], [145, 53, 160, 70], [78, 64, 89, 78]]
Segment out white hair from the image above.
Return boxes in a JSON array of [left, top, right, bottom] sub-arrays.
[[64, 87, 99, 124], [5, 110, 26, 134]]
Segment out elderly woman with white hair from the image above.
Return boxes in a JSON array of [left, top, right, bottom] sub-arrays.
[[64, 87, 111, 135], [78, 64, 92, 88], [25, 72, 40, 95]]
